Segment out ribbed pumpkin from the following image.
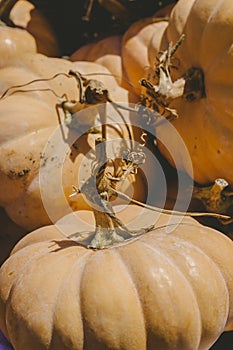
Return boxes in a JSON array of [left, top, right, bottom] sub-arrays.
[[0, 204, 233, 349], [0, 27, 155, 231], [0, 19, 37, 65], [70, 35, 124, 87], [70, 4, 176, 92], [140, 0, 233, 186], [121, 3, 175, 93], [0, 0, 60, 56]]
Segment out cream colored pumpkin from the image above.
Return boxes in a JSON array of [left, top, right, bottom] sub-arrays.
[[143, 0, 233, 186], [70, 35, 125, 87], [121, 3, 175, 93], [0, 28, 156, 230], [0, 0, 60, 56], [0, 24, 37, 66], [8, 0, 60, 56], [0, 204, 233, 349]]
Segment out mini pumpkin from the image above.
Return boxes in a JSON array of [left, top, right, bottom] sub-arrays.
[[0, 204, 233, 349]]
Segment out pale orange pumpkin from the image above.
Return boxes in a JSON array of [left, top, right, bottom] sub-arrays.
[[0, 20, 37, 66], [70, 35, 125, 87], [0, 24, 159, 231], [70, 3, 176, 93], [121, 3, 175, 93], [0, 0, 60, 56], [137, 0, 233, 187], [0, 204, 233, 349], [9, 0, 60, 56]]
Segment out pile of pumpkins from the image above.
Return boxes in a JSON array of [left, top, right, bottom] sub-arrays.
[[0, 0, 233, 349]]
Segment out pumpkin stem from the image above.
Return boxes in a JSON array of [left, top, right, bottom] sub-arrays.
[[139, 35, 206, 121], [79, 136, 152, 249], [193, 178, 233, 224], [73, 136, 231, 249], [0, 0, 18, 26]]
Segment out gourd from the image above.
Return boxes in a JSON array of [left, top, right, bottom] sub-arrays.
[[0, 27, 155, 231], [0, 0, 60, 56], [137, 0, 233, 186], [0, 204, 233, 349]]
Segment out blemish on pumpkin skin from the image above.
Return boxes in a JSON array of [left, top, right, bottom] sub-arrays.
[[6, 150, 15, 157], [7, 168, 30, 179], [40, 153, 48, 167]]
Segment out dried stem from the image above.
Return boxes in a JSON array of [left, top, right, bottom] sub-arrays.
[[77, 139, 231, 249], [193, 178, 233, 224], [140, 35, 206, 121]]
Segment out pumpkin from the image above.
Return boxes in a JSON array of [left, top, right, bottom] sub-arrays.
[[0, 25, 161, 231], [70, 3, 176, 92], [70, 35, 125, 87], [10, 0, 60, 56], [0, 0, 60, 56], [0, 204, 233, 349], [137, 0, 233, 187], [0, 17, 37, 65], [121, 3, 175, 93]]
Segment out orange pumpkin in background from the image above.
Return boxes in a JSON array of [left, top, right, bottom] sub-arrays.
[[70, 35, 125, 87], [70, 3, 176, 92], [121, 3, 175, 93], [141, 0, 233, 187]]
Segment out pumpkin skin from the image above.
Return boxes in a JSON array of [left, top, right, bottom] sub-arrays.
[[144, 0, 233, 186], [70, 4, 175, 92], [121, 3, 175, 93], [0, 204, 233, 349], [0, 24, 37, 66], [0, 0, 60, 57], [0, 35, 155, 231], [8, 0, 60, 56], [70, 35, 125, 87]]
